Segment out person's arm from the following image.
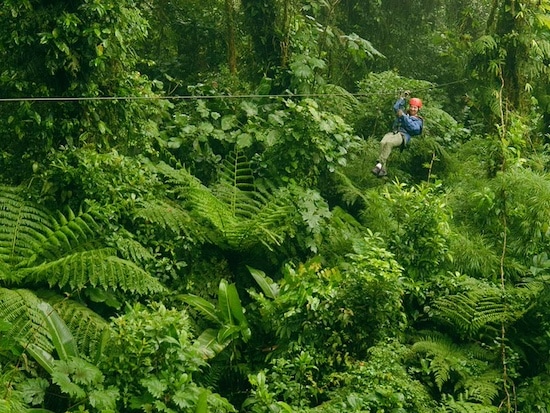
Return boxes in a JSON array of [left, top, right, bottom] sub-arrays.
[[393, 97, 406, 115]]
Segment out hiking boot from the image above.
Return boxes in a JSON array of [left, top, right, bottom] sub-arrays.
[[377, 168, 387, 177], [371, 165, 381, 176]]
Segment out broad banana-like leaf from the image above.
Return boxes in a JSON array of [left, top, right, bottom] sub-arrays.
[[26, 343, 55, 374], [195, 328, 228, 359], [37, 302, 78, 360], [224, 280, 247, 325], [180, 294, 221, 325], [247, 266, 279, 299], [218, 279, 233, 325], [217, 325, 242, 344]]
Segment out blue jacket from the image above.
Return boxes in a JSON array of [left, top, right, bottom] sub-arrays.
[[392, 98, 423, 144]]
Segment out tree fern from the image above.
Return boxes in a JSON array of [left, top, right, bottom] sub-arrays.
[[0, 186, 164, 294], [0, 185, 166, 370], [154, 156, 295, 250]]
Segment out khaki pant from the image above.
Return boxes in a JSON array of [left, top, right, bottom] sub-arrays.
[[379, 132, 404, 167]]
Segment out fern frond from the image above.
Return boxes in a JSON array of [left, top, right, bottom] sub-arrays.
[[315, 83, 361, 122], [441, 395, 498, 413], [133, 200, 207, 242], [0, 260, 16, 283], [0, 397, 28, 413], [154, 159, 294, 250], [108, 229, 156, 265], [153, 161, 199, 189], [459, 370, 500, 404], [218, 151, 256, 196], [0, 187, 100, 267], [434, 292, 506, 335], [333, 170, 370, 206], [0, 186, 53, 266], [472, 35, 498, 54], [21, 248, 165, 294], [194, 162, 293, 250], [432, 275, 517, 336], [29, 209, 99, 264], [412, 332, 496, 392], [0, 288, 52, 353]]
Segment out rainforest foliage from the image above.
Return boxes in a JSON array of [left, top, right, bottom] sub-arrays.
[[1, 0, 550, 412]]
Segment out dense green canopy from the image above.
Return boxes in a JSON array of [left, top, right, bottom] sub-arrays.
[[0, 0, 550, 412]]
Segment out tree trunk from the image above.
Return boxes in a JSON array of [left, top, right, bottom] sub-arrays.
[[225, 0, 237, 74]]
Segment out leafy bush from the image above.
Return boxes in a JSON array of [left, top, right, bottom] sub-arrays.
[[360, 182, 453, 281], [313, 340, 436, 413], [102, 302, 236, 412], [246, 232, 406, 409]]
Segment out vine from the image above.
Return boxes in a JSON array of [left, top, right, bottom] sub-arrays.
[[496, 68, 515, 413]]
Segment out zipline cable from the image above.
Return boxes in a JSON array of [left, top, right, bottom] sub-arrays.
[[0, 79, 468, 103]]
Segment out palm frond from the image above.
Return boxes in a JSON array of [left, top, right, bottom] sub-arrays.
[[21, 248, 165, 294]]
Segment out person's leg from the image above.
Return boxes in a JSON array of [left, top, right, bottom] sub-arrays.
[[372, 132, 403, 176], [379, 132, 404, 167]]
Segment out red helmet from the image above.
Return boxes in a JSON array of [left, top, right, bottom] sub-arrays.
[[409, 97, 422, 108]]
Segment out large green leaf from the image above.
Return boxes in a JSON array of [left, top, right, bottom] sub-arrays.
[[180, 294, 221, 324], [37, 302, 78, 360], [217, 325, 242, 344], [195, 389, 208, 413], [218, 279, 233, 325], [248, 266, 279, 299], [26, 343, 55, 374], [195, 328, 228, 359]]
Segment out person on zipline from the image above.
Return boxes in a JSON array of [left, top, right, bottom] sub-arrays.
[[372, 92, 423, 177]]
